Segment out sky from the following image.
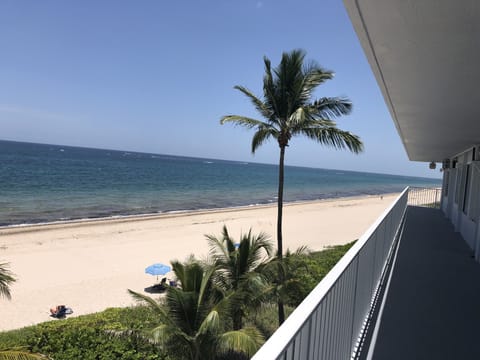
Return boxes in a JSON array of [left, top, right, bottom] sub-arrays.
[[0, 0, 441, 178]]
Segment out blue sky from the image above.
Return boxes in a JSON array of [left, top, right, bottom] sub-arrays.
[[0, 0, 440, 178]]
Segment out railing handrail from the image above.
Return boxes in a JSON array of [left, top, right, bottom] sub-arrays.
[[408, 186, 441, 189], [252, 187, 409, 359]]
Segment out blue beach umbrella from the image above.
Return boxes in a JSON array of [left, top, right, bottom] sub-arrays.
[[145, 263, 171, 281]]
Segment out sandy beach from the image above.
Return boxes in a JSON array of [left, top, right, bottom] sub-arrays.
[[0, 194, 399, 331]]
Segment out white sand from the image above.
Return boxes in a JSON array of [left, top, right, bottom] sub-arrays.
[[0, 194, 399, 331]]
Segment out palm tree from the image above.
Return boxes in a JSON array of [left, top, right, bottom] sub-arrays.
[[260, 246, 311, 308], [206, 226, 272, 330], [220, 49, 363, 323], [0, 262, 16, 300], [128, 258, 263, 360]]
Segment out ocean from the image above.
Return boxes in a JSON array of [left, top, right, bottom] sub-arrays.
[[0, 140, 441, 227]]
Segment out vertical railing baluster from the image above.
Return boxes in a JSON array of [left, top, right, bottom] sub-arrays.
[[322, 295, 332, 360], [312, 302, 321, 358], [349, 256, 359, 356], [319, 295, 327, 357]]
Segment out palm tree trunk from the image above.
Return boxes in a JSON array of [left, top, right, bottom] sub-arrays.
[[277, 145, 286, 325], [277, 145, 285, 259]]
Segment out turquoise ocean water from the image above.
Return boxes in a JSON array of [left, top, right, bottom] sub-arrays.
[[0, 140, 441, 227]]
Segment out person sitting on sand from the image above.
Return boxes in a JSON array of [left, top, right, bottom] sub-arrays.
[[50, 305, 66, 317], [50, 304, 73, 318]]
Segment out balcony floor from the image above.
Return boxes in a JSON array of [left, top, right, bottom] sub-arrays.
[[371, 206, 480, 359]]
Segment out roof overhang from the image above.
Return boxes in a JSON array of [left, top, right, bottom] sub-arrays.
[[343, 0, 480, 161]]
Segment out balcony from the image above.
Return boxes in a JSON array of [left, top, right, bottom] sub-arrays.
[[252, 187, 480, 359], [367, 205, 480, 359]]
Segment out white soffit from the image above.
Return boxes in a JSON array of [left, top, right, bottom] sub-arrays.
[[343, 0, 480, 161]]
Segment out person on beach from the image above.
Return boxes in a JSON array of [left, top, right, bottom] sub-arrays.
[[50, 305, 66, 317], [50, 304, 73, 318]]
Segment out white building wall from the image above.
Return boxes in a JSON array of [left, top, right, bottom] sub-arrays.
[[441, 147, 480, 256]]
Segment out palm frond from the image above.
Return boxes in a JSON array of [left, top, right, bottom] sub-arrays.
[[150, 323, 184, 346], [287, 245, 311, 256], [171, 259, 189, 290], [288, 105, 336, 127], [173, 258, 205, 293], [299, 64, 334, 103], [0, 263, 16, 300], [233, 85, 272, 119], [300, 126, 363, 153], [217, 327, 264, 357], [206, 229, 231, 264], [167, 287, 204, 336], [220, 115, 268, 129], [197, 309, 220, 336], [214, 289, 238, 316], [251, 126, 278, 153], [127, 289, 169, 321], [255, 231, 274, 257], [207, 238, 235, 291], [197, 264, 216, 308], [241, 231, 273, 271], [263, 56, 280, 119], [0, 350, 49, 360], [312, 97, 353, 118], [288, 107, 307, 128]]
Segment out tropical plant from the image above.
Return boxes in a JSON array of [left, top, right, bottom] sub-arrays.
[[220, 49, 363, 323], [128, 258, 263, 360], [0, 262, 16, 300], [206, 226, 272, 330], [260, 246, 310, 307]]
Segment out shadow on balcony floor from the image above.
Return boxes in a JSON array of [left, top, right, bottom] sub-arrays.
[[371, 206, 480, 359]]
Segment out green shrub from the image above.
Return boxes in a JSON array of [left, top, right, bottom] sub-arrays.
[[283, 241, 355, 307], [0, 242, 354, 359], [246, 303, 294, 339], [0, 307, 165, 360]]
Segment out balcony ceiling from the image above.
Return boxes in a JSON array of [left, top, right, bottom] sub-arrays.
[[344, 0, 480, 162]]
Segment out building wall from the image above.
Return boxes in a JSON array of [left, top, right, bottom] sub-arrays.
[[442, 147, 480, 259]]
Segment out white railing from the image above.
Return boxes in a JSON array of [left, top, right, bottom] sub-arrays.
[[407, 186, 441, 209], [252, 188, 409, 360]]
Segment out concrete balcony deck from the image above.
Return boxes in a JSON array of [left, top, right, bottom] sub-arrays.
[[368, 206, 480, 359]]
